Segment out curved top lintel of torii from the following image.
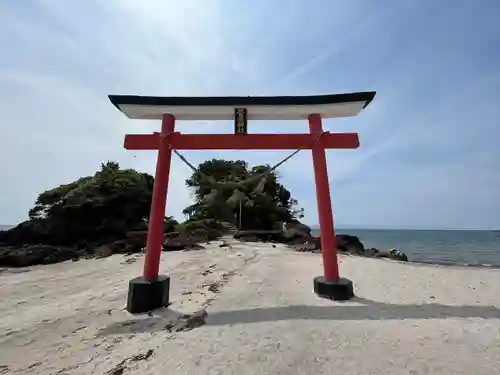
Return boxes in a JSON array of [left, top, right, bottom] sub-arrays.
[[108, 91, 376, 121]]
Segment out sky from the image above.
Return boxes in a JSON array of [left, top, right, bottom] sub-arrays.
[[1, 0, 499, 230]]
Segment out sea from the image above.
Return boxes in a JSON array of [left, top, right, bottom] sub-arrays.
[[311, 229, 500, 268], [1, 225, 499, 268]]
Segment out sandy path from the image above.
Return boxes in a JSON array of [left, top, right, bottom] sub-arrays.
[[1, 238, 499, 374]]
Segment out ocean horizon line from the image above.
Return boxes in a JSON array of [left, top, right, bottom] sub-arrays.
[[311, 226, 500, 232]]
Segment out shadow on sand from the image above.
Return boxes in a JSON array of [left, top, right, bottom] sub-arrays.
[[98, 297, 500, 336]]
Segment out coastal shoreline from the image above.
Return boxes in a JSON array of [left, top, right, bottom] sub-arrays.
[[403, 258, 500, 269], [3, 222, 499, 269], [1, 240, 499, 272]]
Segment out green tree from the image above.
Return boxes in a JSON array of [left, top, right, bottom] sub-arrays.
[[183, 159, 304, 229], [27, 161, 156, 244]]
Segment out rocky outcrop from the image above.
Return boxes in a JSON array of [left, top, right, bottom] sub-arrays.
[[0, 216, 408, 267], [0, 218, 229, 267], [335, 234, 365, 254], [285, 220, 312, 235], [235, 228, 409, 262], [0, 245, 78, 267], [233, 221, 313, 244]]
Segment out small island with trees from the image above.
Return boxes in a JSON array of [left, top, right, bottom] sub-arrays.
[[0, 159, 408, 267]]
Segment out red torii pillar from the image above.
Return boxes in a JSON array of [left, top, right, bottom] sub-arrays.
[[109, 92, 375, 313], [142, 114, 175, 281]]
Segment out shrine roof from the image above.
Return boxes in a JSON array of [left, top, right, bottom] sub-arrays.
[[108, 91, 376, 120]]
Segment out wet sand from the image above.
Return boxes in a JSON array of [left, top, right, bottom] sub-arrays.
[[1, 238, 499, 374]]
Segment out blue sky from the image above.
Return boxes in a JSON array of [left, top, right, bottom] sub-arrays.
[[1, 0, 499, 230]]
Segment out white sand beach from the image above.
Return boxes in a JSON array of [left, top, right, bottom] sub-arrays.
[[1, 238, 499, 374]]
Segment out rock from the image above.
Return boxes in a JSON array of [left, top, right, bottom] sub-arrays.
[[162, 232, 211, 251], [166, 220, 224, 250], [94, 244, 113, 258], [0, 220, 51, 246], [0, 230, 150, 267], [0, 245, 77, 267], [236, 235, 260, 242], [124, 231, 148, 248], [192, 228, 210, 241], [335, 234, 365, 254], [163, 234, 191, 251], [389, 248, 409, 261], [292, 242, 321, 253], [165, 309, 208, 332], [285, 221, 312, 235], [374, 251, 393, 259], [364, 247, 380, 256], [282, 228, 309, 240], [164, 232, 180, 239], [190, 227, 223, 241], [233, 227, 314, 245], [109, 240, 127, 253], [286, 233, 409, 262], [369, 249, 409, 262], [0, 218, 227, 267], [184, 309, 208, 328], [285, 234, 315, 246]]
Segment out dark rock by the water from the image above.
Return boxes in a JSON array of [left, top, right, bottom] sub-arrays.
[[234, 227, 409, 262], [0, 216, 231, 267], [335, 234, 365, 254], [0, 225, 225, 267], [0, 244, 78, 267], [163, 219, 225, 251], [285, 220, 312, 235]]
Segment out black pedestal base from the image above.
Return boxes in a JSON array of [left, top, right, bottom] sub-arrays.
[[313, 276, 354, 301], [126, 275, 170, 314]]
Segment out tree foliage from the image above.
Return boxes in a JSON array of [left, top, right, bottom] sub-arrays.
[[183, 159, 304, 229], [26, 161, 158, 244]]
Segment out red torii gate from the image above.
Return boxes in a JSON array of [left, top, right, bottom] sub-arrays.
[[109, 92, 376, 314]]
